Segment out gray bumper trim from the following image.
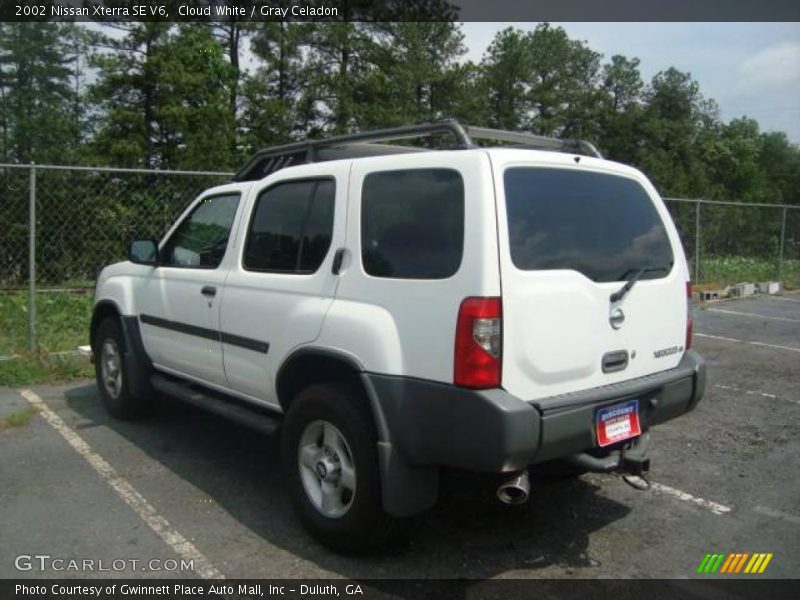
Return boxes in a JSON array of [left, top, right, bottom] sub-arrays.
[[364, 351, 705, 516], [532, 351, 706, 414]]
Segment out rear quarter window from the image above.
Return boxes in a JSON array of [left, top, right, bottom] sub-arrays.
[[504, 168, 674, 282], [361, 169, 464, 279]]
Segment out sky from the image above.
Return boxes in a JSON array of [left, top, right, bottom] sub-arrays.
[[460, 22, 800, 143]]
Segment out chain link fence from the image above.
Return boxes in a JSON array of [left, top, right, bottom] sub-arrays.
[[664, 197, 799, 288], [1, 163, 232, 356], [1, 163, 799, 356], [1, 164, 232, 288]]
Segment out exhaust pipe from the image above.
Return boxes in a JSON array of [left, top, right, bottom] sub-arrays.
[[497, 471, 530, 505]]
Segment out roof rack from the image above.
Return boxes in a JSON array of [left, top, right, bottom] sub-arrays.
[[233, 119, 602, 181]]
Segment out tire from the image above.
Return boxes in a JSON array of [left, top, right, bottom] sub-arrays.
[[93, 317, 151, 420], [281, 382, 397, 552]]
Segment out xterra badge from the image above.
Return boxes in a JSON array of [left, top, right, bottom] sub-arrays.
[[653, 346, 682, 358]]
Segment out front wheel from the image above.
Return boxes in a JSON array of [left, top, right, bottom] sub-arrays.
[[281, 382, 397, 552], [93, 318, 151, 420]]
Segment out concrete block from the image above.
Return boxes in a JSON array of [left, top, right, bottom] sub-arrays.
[[732, 283, 756, 297], [756, 281, 781, 295], [699, 290, 720, 301]]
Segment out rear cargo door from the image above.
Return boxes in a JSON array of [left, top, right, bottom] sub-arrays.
[[492, 155, 689, 401]]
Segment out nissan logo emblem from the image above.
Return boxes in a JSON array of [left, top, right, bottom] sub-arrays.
[[610, 308, 625, 329]]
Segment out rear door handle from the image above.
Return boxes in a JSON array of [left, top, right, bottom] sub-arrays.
[[201, 285, 217, 297], [332, 248, 345, 275], [602, 350, 629, 373]]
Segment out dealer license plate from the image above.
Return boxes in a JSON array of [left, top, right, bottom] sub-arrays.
[[595, 399, 641, 447]]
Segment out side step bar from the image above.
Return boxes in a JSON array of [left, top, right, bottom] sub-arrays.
[[151, 373, 281, 435]]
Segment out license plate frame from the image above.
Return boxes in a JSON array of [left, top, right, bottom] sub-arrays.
[[595, 399, 642, 447]]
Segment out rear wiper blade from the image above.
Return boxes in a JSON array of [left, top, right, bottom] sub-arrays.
[[609, 266, 669, 304]]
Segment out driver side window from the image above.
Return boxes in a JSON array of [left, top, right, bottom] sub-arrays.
[[161, 193, 240, 269]]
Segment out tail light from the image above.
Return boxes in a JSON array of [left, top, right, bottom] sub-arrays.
[[686, 282, 693, 350], [454, 297, 502, 389]]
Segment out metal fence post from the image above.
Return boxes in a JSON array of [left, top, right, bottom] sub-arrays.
[[28, 162, 37, 353], [777, 207, 787, 284], [694, 201, 701, 283]]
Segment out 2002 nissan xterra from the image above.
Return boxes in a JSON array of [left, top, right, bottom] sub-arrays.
[[89, 121, 706, 550]]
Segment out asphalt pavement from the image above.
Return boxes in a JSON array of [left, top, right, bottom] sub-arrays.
[[1, 292, 798, 581]]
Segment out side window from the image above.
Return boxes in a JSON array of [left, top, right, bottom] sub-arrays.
[[243, 179, 335, 273], [361, 169, 464, 279], [161, 193, 240, 269]]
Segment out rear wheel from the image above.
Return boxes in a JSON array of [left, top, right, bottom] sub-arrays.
[[281, 382, 396, 552], [93, 318, 151, 419]]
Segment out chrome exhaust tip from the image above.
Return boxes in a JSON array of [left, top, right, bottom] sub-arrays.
[[497, 471, 530, 505]]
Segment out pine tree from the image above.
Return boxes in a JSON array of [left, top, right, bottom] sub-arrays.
[[0, 22, 81, 163]]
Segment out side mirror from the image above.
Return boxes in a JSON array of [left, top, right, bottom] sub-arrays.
[[129, 239, 159, 266]]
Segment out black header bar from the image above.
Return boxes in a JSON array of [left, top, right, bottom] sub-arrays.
[[2, 0, 799, 23]]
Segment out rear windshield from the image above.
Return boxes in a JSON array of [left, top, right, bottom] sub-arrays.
[[504, 168, 674, 283]]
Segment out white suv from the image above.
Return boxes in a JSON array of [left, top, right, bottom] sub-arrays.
[[90, 121, 706, 550]]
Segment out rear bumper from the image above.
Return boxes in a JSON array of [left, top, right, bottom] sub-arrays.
[[531, 350, 706, 463], [366, 351, 705, 515]]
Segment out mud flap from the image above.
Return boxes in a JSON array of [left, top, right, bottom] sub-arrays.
[[376, 441, 439, 517]]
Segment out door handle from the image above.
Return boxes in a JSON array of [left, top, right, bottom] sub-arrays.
[[201, 285, 217, 297], [332, 248, 345, 275]]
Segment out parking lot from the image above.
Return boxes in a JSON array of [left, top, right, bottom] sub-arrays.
[[1, 293, 798, 581]]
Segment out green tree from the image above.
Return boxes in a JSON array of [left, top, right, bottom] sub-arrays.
[[88, 23, 171, 168], [758, 131, 800, 206], [305, 23, 373, 133], [637, 67, 720, 197], [0, 22, 82, 163], [479, 25, 603, 139], [209, 20, 252, 160], [360, 21, 465, 128], [597, 55, 646, 163], [242, 22, 316, 149], [90, 24, 234, 170], [525, 23, 603, 139], [480, 28, 532, 130]]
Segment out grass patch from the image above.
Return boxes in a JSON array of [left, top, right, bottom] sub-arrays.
[[0, 405, 38, 430], [0, 290, 93, 356], [0, 354, 93, 386], [699, 257, 799, 290]]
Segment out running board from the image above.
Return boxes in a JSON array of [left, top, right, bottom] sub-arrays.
[[150, 373, 281, 435]]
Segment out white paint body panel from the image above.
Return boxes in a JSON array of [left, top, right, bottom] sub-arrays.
[[488, 150, 690, 401], [93, 148, 690, 409], [220, 162, 350, 407], [317, 151, 501, 380]]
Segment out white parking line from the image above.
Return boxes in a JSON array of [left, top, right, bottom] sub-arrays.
[[714, 384, 776, 399], [649, 481, 733, 516], [695, 332, 800, 353], [713, 384, 799, 405], [705, 308, 800, 323], [754, 505, 800, 526], [18, 388, 224, 580], [769, 295, 800, 303]]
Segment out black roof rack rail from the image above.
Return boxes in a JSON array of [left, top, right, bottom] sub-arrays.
[[463, 125, 603, 161], [233, 119, 602, 181]]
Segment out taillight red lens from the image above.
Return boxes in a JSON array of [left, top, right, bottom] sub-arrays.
[[454, 297, 502, 389], [686, 282, 693, 350]]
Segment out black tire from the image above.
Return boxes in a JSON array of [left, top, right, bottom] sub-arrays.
[[93, 317, 152, 420], [281, 382, 397, 552]]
